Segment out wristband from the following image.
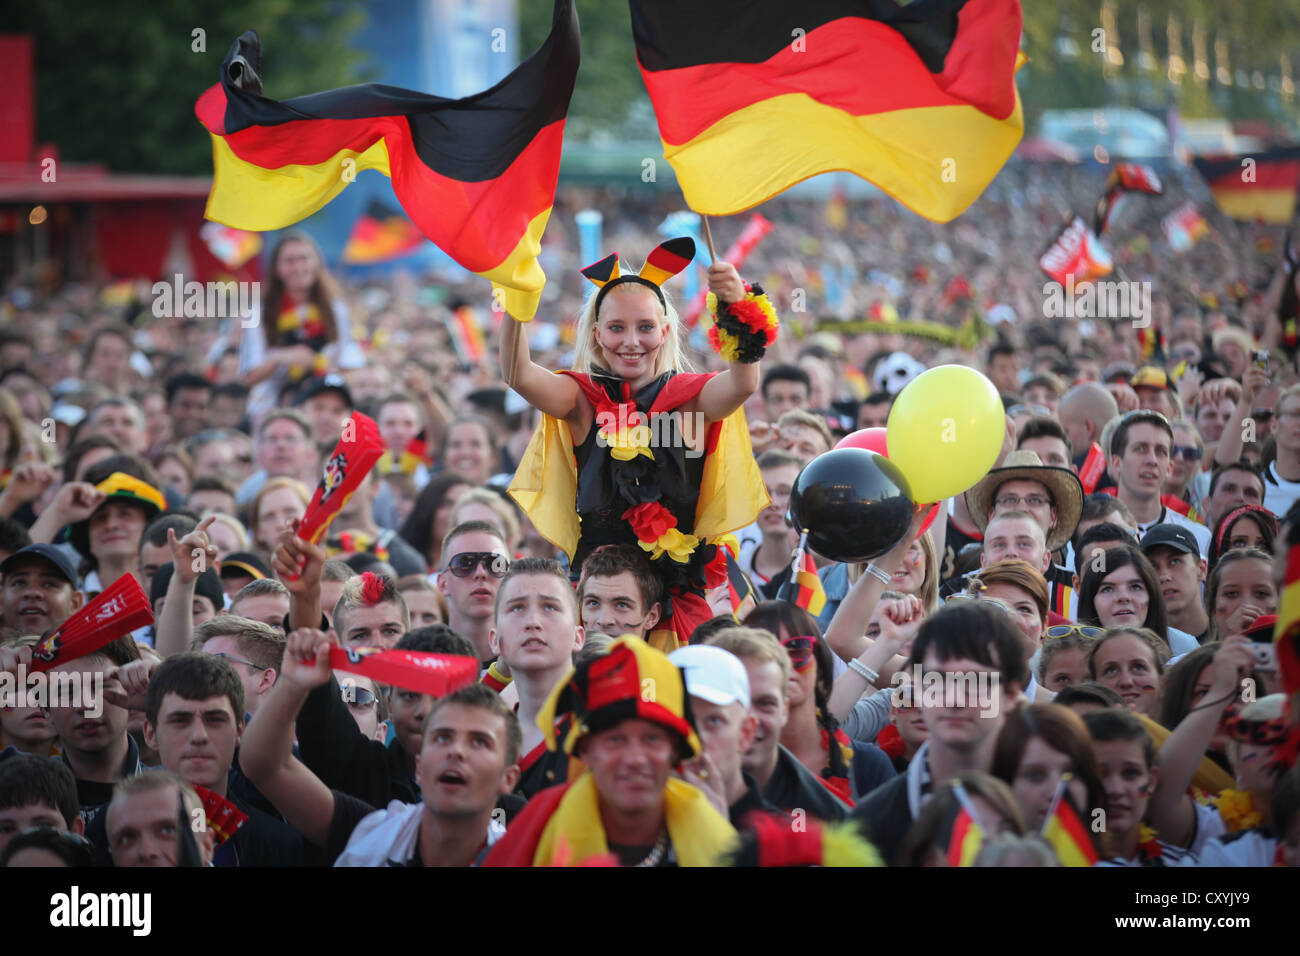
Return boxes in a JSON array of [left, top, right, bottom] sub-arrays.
[[847, 658, 879, 685], [864, 564, 892, 585], [482, 660, 514, 693]]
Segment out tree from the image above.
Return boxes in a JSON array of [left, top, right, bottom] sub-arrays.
[[12, 0, 369, 174]]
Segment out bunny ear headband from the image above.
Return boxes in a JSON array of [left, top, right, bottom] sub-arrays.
[[580, 236, 695, 317]]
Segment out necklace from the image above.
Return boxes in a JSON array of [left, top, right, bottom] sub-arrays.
[[634, 829, 669, 868]]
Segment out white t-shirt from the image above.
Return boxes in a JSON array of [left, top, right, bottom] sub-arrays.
[[1264, 461, 1300, 520], [1135, 507, 1211, 557]]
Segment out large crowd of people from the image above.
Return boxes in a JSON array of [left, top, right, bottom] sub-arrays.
[[0, 155, 1298, 869]]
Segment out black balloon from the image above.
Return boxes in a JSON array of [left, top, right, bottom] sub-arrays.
[[787, 448, 915, 563]]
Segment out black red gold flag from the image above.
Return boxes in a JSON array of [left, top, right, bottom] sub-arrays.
[[1193, 147, 1300, 225], [342, 200, 424, 264], [195, 0, 579, 320], [630, 0, 1024, 223]]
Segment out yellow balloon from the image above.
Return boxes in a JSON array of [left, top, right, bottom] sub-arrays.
[[885, 365, 1004, 502]]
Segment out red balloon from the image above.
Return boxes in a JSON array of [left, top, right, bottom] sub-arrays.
[[834, 428, 940, 535], [834, 427, 888, 455]]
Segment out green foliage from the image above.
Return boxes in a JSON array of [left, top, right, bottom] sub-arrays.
[[519, 0, 651, 142], [11, 0, 369, 174]]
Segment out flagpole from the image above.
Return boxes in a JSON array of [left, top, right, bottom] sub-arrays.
[[1040, 773, 1070, 836], [774, 530, 807, 604], [701, 215, 718, 264], [502, 314, 522, 388]]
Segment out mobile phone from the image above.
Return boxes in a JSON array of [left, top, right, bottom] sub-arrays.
[[1252, 349, 1270, 373]]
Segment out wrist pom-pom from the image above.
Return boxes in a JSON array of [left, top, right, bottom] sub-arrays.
[[706, 283, 779, 364]]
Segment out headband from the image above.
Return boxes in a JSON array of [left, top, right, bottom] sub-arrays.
[[581, 237, 695, 319]]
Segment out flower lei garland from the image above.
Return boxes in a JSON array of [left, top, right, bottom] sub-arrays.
[[705, 283, 779, 364], [819, 725, 856, 805], [1211, 788, 1263, 833], [593, 390, 727, 589], [1135, 823, 1163, 863]]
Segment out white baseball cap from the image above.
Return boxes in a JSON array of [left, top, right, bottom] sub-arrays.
[[669, 645, 750, 710]]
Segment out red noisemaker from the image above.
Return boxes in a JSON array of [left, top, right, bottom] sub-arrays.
[[296, 412, 386, 545], [326, 646, 479, 697], [28, 574, 153, 673]]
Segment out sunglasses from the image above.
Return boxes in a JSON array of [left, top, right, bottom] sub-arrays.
[[211, 652, 272, 671], [781, 635, 819, 673], [1172, 445, 1203, 461], [1045, 624, 1104, 641], [342, 685, 379, 709], [447, 552, 510, 578]]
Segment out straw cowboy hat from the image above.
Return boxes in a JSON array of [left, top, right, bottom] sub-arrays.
[[964, 450, 1084, 552]]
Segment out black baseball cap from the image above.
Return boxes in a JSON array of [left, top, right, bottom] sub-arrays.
[[0, 544, 79, 586], [150, 563, 226, 612], [1139, 523, 1199, 556], [296, 374, 353, 408], [218, 551, 272, 581]]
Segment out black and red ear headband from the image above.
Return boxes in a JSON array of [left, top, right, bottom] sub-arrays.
[[581, 237, 695, 317]]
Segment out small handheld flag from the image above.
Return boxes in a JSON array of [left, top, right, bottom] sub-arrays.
[[1040, 774, 1099, 867], [28, 574, 153, 673], [194, 786, 249, 847], [942, 783, 986, 867], [296, 413, 386, 546], [1039, 217, 1113, 286]]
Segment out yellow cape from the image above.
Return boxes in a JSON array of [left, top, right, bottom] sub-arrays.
[[508, 384, 770, 563], [534, 772, 736, 867]]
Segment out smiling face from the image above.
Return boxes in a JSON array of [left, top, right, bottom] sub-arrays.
[[1093, 564, 1151, 628], [443, 422, 494, 486], [2, 558, 82, 635], [578, 718, 676, 816], [593, 286, 668, 388], [1091, 634, 1159, 714], [738, 658, 788, 777]]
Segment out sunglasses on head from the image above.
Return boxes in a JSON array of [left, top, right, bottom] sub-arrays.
[[780, 635, 819, 673], [1045, 624, 1104, 641], [447, 552, 510, 578]]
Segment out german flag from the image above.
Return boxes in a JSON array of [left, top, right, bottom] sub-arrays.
[[793, 551, 827, 616], [940, 783, 985, 866], [342, 200, 424, 264], [630, 0, 1024, 223], [195, 0, 578, 320], [725, 549, 758, 622], [1040, 776, 1099, 867], [1193, 147, 1300, 225]]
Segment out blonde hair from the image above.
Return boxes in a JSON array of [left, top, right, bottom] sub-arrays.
[[450, 488, 521, 551], [571, 280, 693, 377], [848, 533, 939, 612], [204, 511, 249, 551], [704, 626, 792, 687]]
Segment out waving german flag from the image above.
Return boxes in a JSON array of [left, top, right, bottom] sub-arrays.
[[1193, 147, 1300, 225], [631, 0, 1024, 223], [195, 0, 578, 320]]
